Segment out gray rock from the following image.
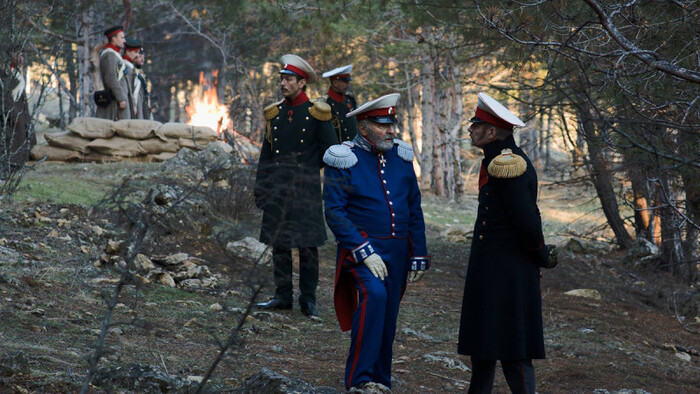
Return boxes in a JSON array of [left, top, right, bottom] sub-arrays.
[[92, 363, 197, 393], [593, 390, 651, 394], [561, 238, 612, 255], [0, 351, 31, 377], [422, 352, 470, 372], [236, 367, 339, 393], [226, 237, 272, 265], [622, 238, 660, 266]]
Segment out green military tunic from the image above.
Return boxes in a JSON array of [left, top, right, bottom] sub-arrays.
[[325, 88, 358, 142], [254, 92, 338, 248]]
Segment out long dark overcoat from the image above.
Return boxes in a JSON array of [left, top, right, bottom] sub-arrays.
[[458, 135, 549, 360], [254, 95, 338, 248]]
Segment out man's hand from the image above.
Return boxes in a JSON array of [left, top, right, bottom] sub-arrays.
[[408, 270, 425, 283], [364, 253, 388, 280], [544, 244, 558, 269], [118, 100, 127, 109]]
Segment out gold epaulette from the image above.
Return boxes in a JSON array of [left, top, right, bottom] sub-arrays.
[[487, 149, 527, 178], [309, 100, 332, 121], [263, 100, 283, 121]]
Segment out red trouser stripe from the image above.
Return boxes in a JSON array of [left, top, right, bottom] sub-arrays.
[[347, 267, 367, 388]]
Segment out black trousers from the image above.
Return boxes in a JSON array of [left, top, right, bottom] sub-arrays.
[[468, 357, 535, 394], [272, 246, 318, 305]]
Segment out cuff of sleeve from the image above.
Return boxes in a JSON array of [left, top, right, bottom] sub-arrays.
[[351, 241, 375, 263], [410, 256, 430, 271]]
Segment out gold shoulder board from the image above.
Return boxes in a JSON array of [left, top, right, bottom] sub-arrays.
[[264, 100, 283, 121], [487, 149, 527, 178], [309, 100, 332, 121]]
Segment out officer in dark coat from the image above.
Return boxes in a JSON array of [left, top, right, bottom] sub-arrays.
[[1, 46, 35, 174], [322, 64, 358, 142], [254, 54, 338, 317], [458, 92, 553, 393], [323, 93, 430, 391]]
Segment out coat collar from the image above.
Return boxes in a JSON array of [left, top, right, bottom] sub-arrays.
[[327, 87, 344, 102], [483, 134, 517, 161], [285, 90, 309, 106]]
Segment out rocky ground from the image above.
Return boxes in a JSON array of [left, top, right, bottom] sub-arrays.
[[1, 148, 699, 393]]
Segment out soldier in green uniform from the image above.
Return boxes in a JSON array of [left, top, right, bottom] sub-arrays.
[[322, 64, 358, 142], [254, 54, 338, 317]]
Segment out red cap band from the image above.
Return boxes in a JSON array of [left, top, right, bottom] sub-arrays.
[[475, 107, 513, 130], [356, 106, 396, 121], [330, 73, 350, 79], [283, 64, 308, 80], [106, 28, 123, 38]]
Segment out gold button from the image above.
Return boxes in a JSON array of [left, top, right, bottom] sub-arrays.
[[485, 206, 489, 210], [274, 138, 278, 142], [302, 128, 306, 132], [275, 150, 279, 154], [273, 126, 277, 130], [479, 235, 483, 240], [300, 139, 304, 143], [305, 116, 309, 120], [482, 221, 486, 226]]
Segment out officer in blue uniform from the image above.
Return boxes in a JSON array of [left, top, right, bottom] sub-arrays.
[[322, 64, 358, 142], [323, 93, 430, 392], [254, 54, 337, 317], [458, 93, 554, 393]]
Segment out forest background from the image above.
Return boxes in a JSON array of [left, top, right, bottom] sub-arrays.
[[0, 0, 699, 391], [11, 0, 693, 280]]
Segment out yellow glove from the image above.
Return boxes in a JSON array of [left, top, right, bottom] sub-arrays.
[[364, 253, 388, 280], [408, 271, 425, 283]]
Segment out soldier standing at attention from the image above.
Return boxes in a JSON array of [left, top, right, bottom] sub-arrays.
[[323, 93, 429, 392], [132, 44, 150, 119], [322, 64, 358, 142], [458, 92, 554, 393], [254, 54, 338, 317], [121, 39, 141, 119], [95, 26, 130, 121]]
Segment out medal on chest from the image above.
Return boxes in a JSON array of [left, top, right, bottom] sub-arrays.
[[379, 154, 387, 167], [287, 109, 293, 123]]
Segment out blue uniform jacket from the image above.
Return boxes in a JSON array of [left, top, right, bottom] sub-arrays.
[[323, 137, 430, 331]]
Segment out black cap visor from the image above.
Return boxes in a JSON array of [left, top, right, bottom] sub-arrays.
[[469, 115, 487, 124], [368, 115, 397, 124]]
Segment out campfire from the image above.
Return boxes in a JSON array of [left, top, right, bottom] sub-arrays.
[[186, 70, 231, 136]]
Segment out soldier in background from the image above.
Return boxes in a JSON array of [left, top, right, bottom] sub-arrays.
[[322, 64, 358, 142], [95, 25, 130, 121], [133, 47, 151, 120], [121, 38, 141, 118], [254, 54, 338, 317], [1, 45, 35, 173]]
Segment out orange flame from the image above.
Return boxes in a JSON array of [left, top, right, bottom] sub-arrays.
[[186, 70, 231, 135]]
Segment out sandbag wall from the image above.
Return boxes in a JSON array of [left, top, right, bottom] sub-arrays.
[[31, 118, 220, 162]]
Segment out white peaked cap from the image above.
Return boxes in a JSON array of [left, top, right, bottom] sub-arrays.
[[279, 54, 317, 83], [474, 92, 526, 128], [346, 93, 401, 123], [322, 64, 352, 78]]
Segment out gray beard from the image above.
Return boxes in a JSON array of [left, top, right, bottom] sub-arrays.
[[375, 139, 394, 152]]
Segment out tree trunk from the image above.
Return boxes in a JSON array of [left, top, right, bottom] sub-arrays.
[[657, 175, 685, 277], [419, 48, 436, 190], [577, 113, 634, 249], [64, 39, 77, 122], [679, 129, 700, 283], [404, 67, 421, 169]]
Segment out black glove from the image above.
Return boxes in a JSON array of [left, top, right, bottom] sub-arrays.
[[540, 244, 558, 269]]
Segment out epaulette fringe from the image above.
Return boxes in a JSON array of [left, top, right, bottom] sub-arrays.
[[309, 100, 332, 121], [487, 149, 527, 178]]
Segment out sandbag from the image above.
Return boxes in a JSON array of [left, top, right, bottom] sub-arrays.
[[150, 152, 177, 162], [178, 137, 214, 150], [44, 131, 92, 154], [30, 144, 83, 161], [87, 136, 147, 157], [158, 122, 218, 141], [82, 152, 124, 163], [138, 137, 179, 154], [113, 119, 165, 140], [66, 117, 115, 139]]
